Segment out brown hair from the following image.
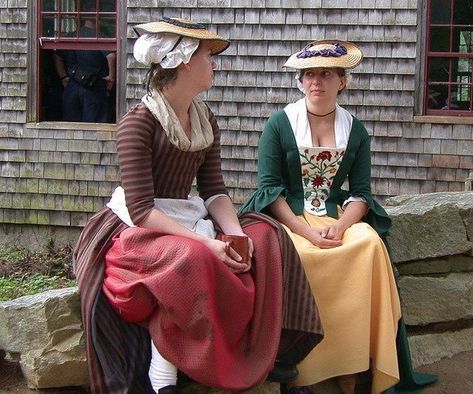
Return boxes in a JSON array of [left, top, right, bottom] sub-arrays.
[[145, 63, 179, 93]]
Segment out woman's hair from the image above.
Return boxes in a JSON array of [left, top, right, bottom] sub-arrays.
[[145, 63, 179, 94], [145, 40, 205, 94]]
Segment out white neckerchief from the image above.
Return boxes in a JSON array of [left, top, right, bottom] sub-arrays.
[[142, 89, 214, 152], [283, 98, 353, 148]]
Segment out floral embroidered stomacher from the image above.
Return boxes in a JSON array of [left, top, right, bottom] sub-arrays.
[[300, 147, 345, 216]]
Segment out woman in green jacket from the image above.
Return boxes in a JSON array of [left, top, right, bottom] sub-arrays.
[[240, 40, 436, 394]]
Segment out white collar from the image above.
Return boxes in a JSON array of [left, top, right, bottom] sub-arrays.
[[283, 98, 353, 148]]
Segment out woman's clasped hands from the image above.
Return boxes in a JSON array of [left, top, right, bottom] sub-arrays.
[[302, 221, 349, 249]]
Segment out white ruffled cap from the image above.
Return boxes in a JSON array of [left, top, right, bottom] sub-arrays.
[[133, 32, 200, 69]]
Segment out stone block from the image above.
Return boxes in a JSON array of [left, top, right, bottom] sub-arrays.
[[398, 272, 473, 326], [408, 327, 473, 368], [386, 192, 473, 263], [0, 287, 88, 389]]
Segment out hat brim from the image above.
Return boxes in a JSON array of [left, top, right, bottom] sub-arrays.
[[134, 19, 230, 56], [283, 40, 363, 70]]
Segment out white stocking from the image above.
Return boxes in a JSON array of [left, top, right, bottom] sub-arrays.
[[149, 340, 178, 392]]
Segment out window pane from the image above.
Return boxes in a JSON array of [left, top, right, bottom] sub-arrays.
[[427, 84, 449, 109], [455, 58, 472, 107], [37, 0, 117, 123], [80, 0, 97, 12], [42, 0, 56, 11], [454, 84, 471, 109], [431, 0, 452, 24], [99, 17, 116, 37], [60, 16, 77, 37], [99, 0, 116, 12], [430, 26, 451, 51], [457, 57, 472, 75], [47, 47, 116, 123], [428, 58, 451, 82], [425, 0, 473, 114], [79, 14, 99, 37], [453, 0, 473, 25], [61, 0, 77, 12], [41, 16, 56, 37], [456, 30, 473, 53]]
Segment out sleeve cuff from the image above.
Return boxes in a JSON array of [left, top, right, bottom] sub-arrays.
[[204, 194, 227, 209], [342, 196, 367, 210]]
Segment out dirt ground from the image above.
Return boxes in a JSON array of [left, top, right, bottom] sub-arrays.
[[0, 351, 472, 393], [415, 351, 473, 394]]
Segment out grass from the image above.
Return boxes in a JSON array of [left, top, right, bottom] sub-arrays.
[[0, 243, 76, 301]]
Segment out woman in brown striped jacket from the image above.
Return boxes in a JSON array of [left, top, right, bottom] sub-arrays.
[[73, 17, 322, 394]]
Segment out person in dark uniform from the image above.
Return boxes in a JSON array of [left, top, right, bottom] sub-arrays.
[[53, 13, 116, 123]]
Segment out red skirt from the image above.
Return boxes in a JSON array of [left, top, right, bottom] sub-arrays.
[[102, 221, 283, 390]]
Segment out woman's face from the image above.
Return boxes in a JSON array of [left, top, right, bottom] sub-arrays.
[[301, 67, 347, 105], [186, 41, 217, 93]]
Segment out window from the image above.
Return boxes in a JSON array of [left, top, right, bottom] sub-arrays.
[[37, 0, 117, 123], [425, 0, 473, 116]]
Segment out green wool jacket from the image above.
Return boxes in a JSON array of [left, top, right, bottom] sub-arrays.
[[239, 110, 392, 238]]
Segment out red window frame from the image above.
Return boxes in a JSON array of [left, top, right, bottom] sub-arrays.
[[424, 0, 473, 116], [36, 0, 118, 121]]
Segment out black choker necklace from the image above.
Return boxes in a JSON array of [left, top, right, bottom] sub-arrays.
[[307, 107, 336, 117]]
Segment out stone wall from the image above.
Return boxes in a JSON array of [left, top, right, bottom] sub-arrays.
[[1, 192, 472, 390], [385, 192, 473, 367], [0, 2, 472, 245]]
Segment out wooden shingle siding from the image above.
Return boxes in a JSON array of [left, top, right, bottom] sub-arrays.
[[127, 0, 473, 204], [0, 1, 471, 232]]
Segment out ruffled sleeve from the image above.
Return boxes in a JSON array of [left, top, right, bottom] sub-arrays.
[[239, 111, 293, 215], [239, 186, 287, 214]]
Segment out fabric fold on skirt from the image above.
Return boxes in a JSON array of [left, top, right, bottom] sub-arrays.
[[285, 212, 401, 394], [73, 208, 323, 392], [102, 212, 323, 390]]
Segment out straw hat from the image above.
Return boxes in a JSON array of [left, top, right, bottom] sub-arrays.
[[283, 40, 363, 70], [134, 17, 230, 56]]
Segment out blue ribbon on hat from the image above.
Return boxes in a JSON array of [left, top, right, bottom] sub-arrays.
[[296, 42, 348, 59]]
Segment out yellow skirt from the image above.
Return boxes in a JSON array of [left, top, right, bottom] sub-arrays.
[[284, 212, 401, 393]]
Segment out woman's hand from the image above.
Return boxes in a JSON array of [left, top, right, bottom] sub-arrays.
[[236, 235, 254, 272], [302, 227, 343, 249], [320, 221, 348, 241], [225, 234, 254, 273], [202, 238, 249, 273]]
